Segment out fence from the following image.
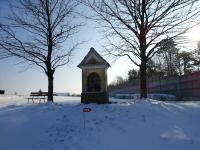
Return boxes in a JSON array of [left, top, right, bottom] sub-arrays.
[[109, 71, 200, 99]]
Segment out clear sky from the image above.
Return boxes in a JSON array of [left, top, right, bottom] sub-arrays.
[[0, 0, 134, 95], [0, 0, 199, 95]]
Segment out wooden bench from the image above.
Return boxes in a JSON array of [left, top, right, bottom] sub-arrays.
[[27, 92, 48, 104]]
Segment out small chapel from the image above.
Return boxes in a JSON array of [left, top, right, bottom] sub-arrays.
[[78, 47, 110, 103]]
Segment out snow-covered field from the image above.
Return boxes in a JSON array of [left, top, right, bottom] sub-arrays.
[[0, 95, 200, 150]]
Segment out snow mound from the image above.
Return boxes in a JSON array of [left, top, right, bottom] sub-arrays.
[[161, 127, 190, 140], [114, 93, 176, 101]]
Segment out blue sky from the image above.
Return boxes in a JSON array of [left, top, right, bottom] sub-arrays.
[[0, 0, 134, 94]]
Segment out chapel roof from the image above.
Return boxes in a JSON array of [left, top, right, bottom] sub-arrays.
[[78, 47, 110, 69]]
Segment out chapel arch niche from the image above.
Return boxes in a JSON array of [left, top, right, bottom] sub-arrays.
[[87, 72, 101, 92]]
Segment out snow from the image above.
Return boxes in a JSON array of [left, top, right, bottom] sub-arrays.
[[114, 93, 176, 101], [160, 127, 190, 140], [0, 95, 200, 150], [148, 93, 176, 101]]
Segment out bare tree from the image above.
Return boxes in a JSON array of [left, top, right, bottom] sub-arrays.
[[0, 0, 82, 102], [82, 0, 200, 98]]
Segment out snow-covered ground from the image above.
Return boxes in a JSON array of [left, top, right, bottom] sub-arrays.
[[0, 95, 200, 150], [114, 93, 176, 101]]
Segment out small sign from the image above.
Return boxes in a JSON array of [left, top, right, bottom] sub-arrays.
[[83, 107, 92, 112]]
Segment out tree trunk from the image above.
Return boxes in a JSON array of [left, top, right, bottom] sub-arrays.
[[183, 60, 186, 74], [47, 72, 54, 102], [46, 0, 54, 102], [140, 57, 147, 99]]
